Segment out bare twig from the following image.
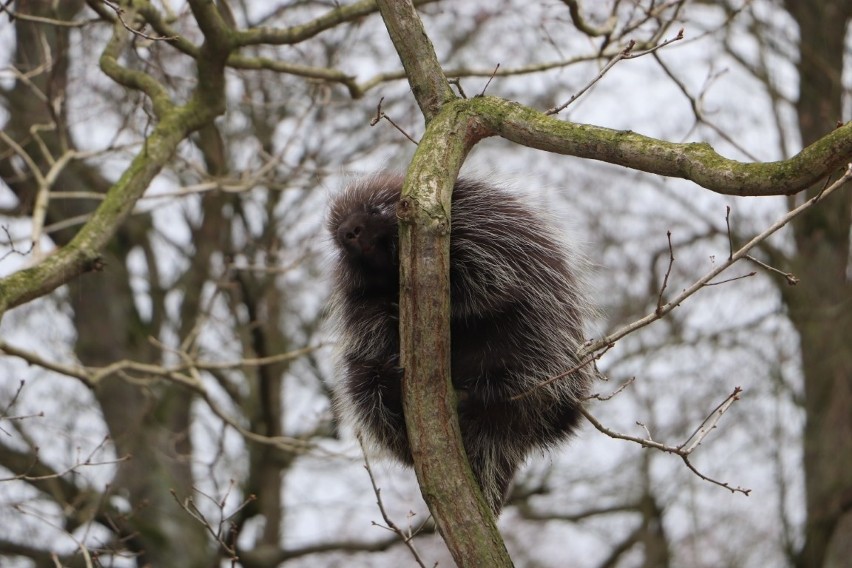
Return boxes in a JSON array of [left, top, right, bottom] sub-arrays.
[[0, 339, 323, 454], [680, 454, 750, 495], [0, 226, 35, 263], [14, 504, 95, 568], [579, 163, 852, 359], [478, 64, 500, 97], [622, 28, 684, 59], [746, 254, 798, 286], [359, 437, 431, 568], [654, 53, 759, 162], [584, 377, 636, 401], [725, 206, 734, 259], [656, 231, 675, 315], [704, 272, 756, 286], [170, 482, 255, 560], [0, 438, 131, 483], [547, 40, 635, 115], [0, 2, 95, 27], [370, 97, 419, 145], [0, 379, 26, 415], [510, 344, 610, 400], [581, 386, 751, 495], [547, 29, 683, 115], [0, 380, 39, 437], [102, 0, 178, 41], [448, 77, 467, 99], [680, 387, 742, 453]]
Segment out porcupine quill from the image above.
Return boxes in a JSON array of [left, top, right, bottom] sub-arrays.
[[327, 173, 594, 514]]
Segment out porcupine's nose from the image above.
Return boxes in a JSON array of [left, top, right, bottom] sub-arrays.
[[338, 214, 374, 255]]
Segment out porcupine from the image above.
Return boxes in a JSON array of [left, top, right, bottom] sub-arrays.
[[327, 173, 593, 514]]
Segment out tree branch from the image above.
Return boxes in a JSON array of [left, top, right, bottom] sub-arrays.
[[376, 0, 455, 120], [98, 16, 174, 118], [0, 0, 238, 318], [580, 163, 852, 357], [473, 96, 852, 196], [396, 101, 512, 566], [561, 0, 618, 37], [231, 0, 413, 47]]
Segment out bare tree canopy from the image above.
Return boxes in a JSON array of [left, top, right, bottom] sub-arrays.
[[0, 1, 849, 567]]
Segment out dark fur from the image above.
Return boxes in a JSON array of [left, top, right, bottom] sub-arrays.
[[327, 173, 592, 514]]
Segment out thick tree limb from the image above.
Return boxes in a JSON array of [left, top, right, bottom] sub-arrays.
[[373, 2, 513, 565], [396, 103, 512, 565], [0, 110, 211, 316], [472, 96, 852, 196], [376, 0, 455, 121]]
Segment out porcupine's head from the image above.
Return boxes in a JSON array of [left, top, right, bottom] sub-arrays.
[[327, 174, 403, 296]]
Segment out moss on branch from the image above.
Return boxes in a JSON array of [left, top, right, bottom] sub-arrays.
[[0, 0, 235, 319], [0, 107, 213, 315], [397, 101, 513, 567], [99, 18, 174, 118], [376, 0, 455, 120], [470, 96, 852, 196]]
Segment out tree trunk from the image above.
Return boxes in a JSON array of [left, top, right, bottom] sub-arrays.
[[781, 2, 852, 567]]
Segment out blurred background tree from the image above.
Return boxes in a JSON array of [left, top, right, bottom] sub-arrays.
[[0, 1, 849, 566]]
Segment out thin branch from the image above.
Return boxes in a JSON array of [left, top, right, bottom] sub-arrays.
[[679, 387, 742, 453], [448, 77, 467, 99], [0, 3, 95, 27], [704, 271, 756, 286], [478, 64, 500, 97], [581, 386, 751, 495], [170, 482, 255, 560], [370, 97, 418, 145], [584, 377, 636, 401], [547, 29, 683, 115], [516, 500, 645, 522], [547, 40, 635, 115], [102, 0, 177, 41], [356, 53, 606, 96], [0, 227, 35, 264], [0, 379, 34, 437], [360, 437, 431, 568], [0, 339, 323, 453], [511, 346, 608, 400], [579, 163, 852, 358], [0, 130, 46, 188], [231, 0, 442, 47], [655, 231, 675, 315], [13, 505, 95, 568], [725, 205, 734, 259], [653, 51, 759, 161], [622, 28, 684, 58], [746, 254, 799, 285], [561, 0, 617, 37], [0, 438, 130, 483]]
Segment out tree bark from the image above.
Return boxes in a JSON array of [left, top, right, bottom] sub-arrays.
[[781, 2, 852, 567]]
